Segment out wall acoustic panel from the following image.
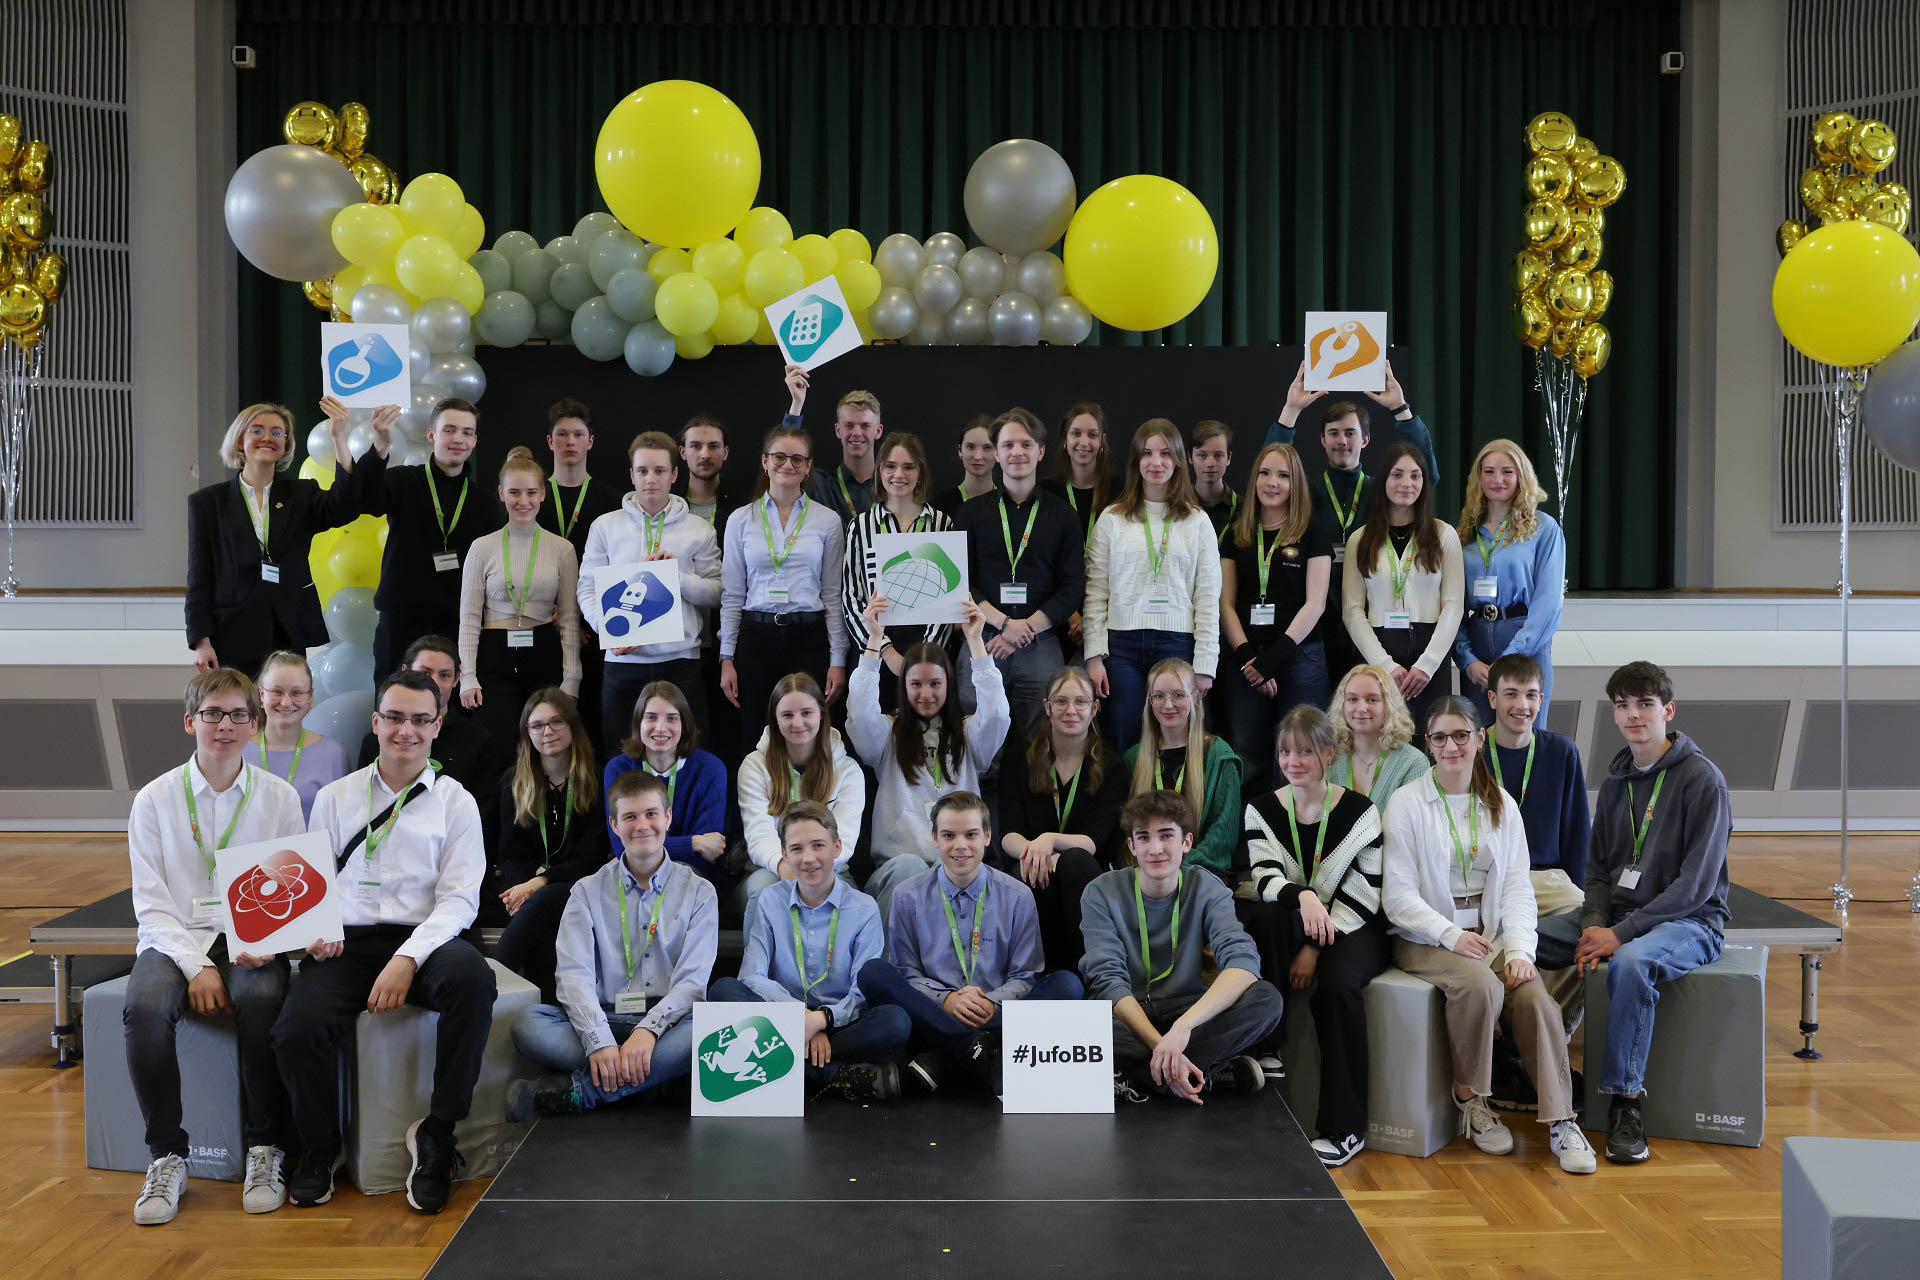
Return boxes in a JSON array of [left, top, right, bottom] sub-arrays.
[[1589, 700, 1790, 792], [1792, 701, 1920, 790], [0, 701, 111, 790], [113, 699, 190, 790]]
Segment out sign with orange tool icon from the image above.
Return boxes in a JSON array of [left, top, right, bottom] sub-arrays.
[[1303, 312, 1388, 393]]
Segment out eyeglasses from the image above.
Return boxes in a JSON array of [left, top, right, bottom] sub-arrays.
[[1426, 729, 1476, 746], [1148, 691, 1191, 706], [1047, 696, 1094, 711], [259, 686, 311, 701], [194, 708, 255, 724], [377, 711, 438, 728], [765, 451, 812, 470], [527, 717, 569, 735], [244, 426, 288, 441]]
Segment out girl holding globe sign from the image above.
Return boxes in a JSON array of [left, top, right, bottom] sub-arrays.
[[842, 431, 959, 713]]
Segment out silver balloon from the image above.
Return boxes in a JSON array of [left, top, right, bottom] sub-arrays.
[[512, 249, 559, 305], [1041, 294, 1094, 346], [470, 248, 512, 294], [306, 690, 375, 753], [957, 246, 1006, 300], [433, 353, 487, 402], [411, 297, 472, 355], [868, 285, 919, 339], [963, 138, 1078, 257], [492, 229, 539, 261], [589, 229, 646, 292], [223, 144, 363, 281], [571, 296, 627, 361], [546, 234, 584, 265], [606, 267, 659, 323], [912, 263, 963, 315], [1016, 250, 1067, 304], [305, 422, 337, 466], [874, 234, 925, 288], [550, 262, 599, 311], [348, 283, 411, 327], [1002, 252, 1021, 280], [923, 231, 967, 268], [475, 290, 536, 347], [408, 332, 433, 380], [324, 587, 378, 647], [536, 300, 573, 341], [453, 335, 476, 357], [906, 310, 946, 346], [573, 211, 622, 245], [624, 319, 676, 376], [947, 296, 990, 346], [345, 421, 378, 460], [988, 291, 1042, 346], [1864, 339, 1920, 472], [410, 382, 448, 426]]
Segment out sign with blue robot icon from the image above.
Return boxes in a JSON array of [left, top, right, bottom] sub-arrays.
[[318, 322, 413, 409], [763, 274, 863, 373], [592, 559, 687, 650]]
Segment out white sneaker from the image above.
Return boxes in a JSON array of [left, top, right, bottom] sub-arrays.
[[133, 1154, 187, 1225], [1311, 1132, 1366, 1167], [1457, 1093, 1514, 1155], [1550, 1119, 1597, 1174], [242, 1145, 287, 1213]]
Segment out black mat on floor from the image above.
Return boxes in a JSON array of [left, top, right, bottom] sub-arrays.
[[429, 1089, 1390, 1279]]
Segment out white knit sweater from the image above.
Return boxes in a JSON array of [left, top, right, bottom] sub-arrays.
[[1082, 500, 1223, 675]]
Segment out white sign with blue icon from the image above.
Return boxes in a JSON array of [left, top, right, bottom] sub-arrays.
[[319, 322, 413, 409], [592, 559, 687, 650], [764, 274, 863, 373]]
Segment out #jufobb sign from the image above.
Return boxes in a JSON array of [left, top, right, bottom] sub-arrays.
[[1000, 999, 1115, 1114]]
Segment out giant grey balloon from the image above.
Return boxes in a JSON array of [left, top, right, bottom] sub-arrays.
[[957, 246, 1006, 300], [1016, 251, 1067, 304], [536, 299, 573, 341], [493, 229, 539, 261], [411, 297, 471, 355], [571, 296, 627, 361], [868, 285, 919, 339], [987, 291, 1042, 346], [512, 249, 559, 305], [223, 144, 363, 281], [469, 248, 512, 294], [947, 296, 990, 346], [1041, 295, 1094, 346], [923, 231, 967, 268], [913, 263, 962, 315], [550, 261, 599, 311], [348, 282, 410, 327], [589, 229, 646, 292], [624, 319, 676, 376], [606, 267, 659, 323], [963, 139, 1078, 257], [1864, 338, 1920, 472], [874, 233, 925, 288], [475, 290, 536, 347]]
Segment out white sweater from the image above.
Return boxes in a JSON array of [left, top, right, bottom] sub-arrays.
[[1341, 522, 1466, 676], [576, 493, 724, 665], [1082, 500, 1223, 675], [1381, 765, 1538, 962], [736, 727, 865, 874]]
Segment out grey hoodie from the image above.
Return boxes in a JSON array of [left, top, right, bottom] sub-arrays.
[[1580, 731, 1731, 942]]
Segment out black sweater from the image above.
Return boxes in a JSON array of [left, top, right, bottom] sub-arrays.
[[995, 733, 1129, 870], [494, 772, 612, 887]]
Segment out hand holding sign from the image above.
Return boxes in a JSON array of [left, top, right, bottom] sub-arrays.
[[870, 531, 971, 625], [319, 321, 413, 410]]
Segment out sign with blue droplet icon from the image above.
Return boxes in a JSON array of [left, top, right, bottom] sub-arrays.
[[318, 322, 413, 408], [592, 559, 687, 649], [764, 274, 865, 372]]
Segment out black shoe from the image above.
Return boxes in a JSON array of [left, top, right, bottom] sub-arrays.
[[1490, 1055, 1538, 1112], [1113, 1070, 1151, 1104], [906, 1052, 948, 1094], [506, 1073, 581, 1122], [967, 1030, 1003, 1096], [829, 1062, 901, 1101], [287, 1149, 340, 1208], [1605, 1095, 1650, 1163], [405, 1119, 466, 1214], [1204, 1054, 1266, 1095]]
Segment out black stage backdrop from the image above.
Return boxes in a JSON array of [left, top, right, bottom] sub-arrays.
[[235, 0, 1681, 589]]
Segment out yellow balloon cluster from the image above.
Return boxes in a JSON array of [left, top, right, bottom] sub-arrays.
[[0, 114, 65, 350], [1779, 110, 1909, 254], [299, 457, 387, 603], [282, 101, 406, 314], [330, 173, 488, 316], [1512, 111, 1623, 379]]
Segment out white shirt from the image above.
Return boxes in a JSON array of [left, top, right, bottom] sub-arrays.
[[1082, 500, 1223, 675], [1381, 766, 1538, 961], [735, 728, 864, 874], [129, 758, 305, 978], [309, 762, 484, 964], [1341, 522, 1466, 676]]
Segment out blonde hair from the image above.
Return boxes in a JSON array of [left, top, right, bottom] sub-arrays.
[[1111, 419, 1200, 521], [837, 389, 882, 419], [220, 403, 297, 472], [499, 444, 545, 486], [1129, 658, 1209, 818], [1457, 438, 1547, 547], [255, 650, 312, 690], [1231, 442, 1312, 548], [1329, 663, 1415, 755]]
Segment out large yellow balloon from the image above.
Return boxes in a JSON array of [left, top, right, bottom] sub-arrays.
[[834, 260, 883, 311], [733, 206, 793, 257], [791, 234, 838, 284], [596, 80, 761, 247], [656, 271, 720, 336], [744, 247, 804, 306], [1772, 220, 1920, 366], [451, 203, 486, 259], [1063, 175, 1218, 332], [330, 532, 380, 590], [398, 173, 466, 240], [828, 228, 871, 265], [674, 330, 715, 360]]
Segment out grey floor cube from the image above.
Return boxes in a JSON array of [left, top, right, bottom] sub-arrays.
[[1283, 966, 1455, 1158], [1582, 940, 1767, 1146], [83, 974, 246, 1182], [1782, 1137, 1920, 1280]]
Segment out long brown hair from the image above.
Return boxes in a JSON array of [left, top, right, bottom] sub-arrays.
[[1110, 418, 1200, 521], [1231, 442, 1312, 548], [1424, 695, 1505, 830], [1353, 441, 1443, 576], [1051, 400, 1114, 513], [1025, 665, 1110, 796], [887, 642, 966, 786], [762, 673, 834, 812], [511, 689, 600, 826], [1128, 658, 1209, 818]]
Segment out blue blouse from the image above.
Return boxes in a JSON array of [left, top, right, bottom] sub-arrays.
[[242, 733, 349, 822], [1453, 511, 1566, 667]]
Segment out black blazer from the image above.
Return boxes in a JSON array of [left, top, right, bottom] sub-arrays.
[[185, 452, 387, 657]]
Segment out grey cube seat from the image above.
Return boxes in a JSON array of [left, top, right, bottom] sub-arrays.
[[1282, 965, 1455, 1158], [83, 974, 246, 1182], [1782, 1137, 1920, 1280]]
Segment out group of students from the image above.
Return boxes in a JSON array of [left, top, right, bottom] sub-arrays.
[[132, 369, 1729, 1226]]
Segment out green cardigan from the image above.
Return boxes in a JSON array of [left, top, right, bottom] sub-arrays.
[[1122, 734, 1244, 879], [1332, 741, 1430, 808]]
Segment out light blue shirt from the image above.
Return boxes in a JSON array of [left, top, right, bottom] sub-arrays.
[[719, 494, 848, 663], [553, 855, 720, 1054], [739, 876, 883, 1026], [1454, 511, 1566, 667], [884, 863, 1042, 1004]]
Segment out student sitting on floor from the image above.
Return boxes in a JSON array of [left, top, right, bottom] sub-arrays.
[[1576, 660, 1731, 1166], [507, 770, 721, 1118], [709, 802, 911, 1100], [1080, 790, 1284, 1104], [857, 791, 1084, 1094], [125, 668, 306, 1225]]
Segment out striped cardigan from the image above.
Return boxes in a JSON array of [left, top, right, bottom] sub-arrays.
[[1244, 786, 1384, 936], [841, 501, 956, 657]]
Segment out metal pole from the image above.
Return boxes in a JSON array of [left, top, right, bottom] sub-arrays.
[[1830, 368, 1863, 915]]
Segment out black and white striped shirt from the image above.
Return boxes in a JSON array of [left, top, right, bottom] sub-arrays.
[[841, 501, 957, 656]]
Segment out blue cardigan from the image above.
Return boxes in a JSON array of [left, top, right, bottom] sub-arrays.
[[602, 747, 730, 885]]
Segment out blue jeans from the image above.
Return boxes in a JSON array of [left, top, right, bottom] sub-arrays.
[[1460, 615, 1556, 729], [1599, 916, 1723, 1096], [856, 958, 1085, 1059], [1100, 628, 1197, 754], [512, 1002, 695, 1108], [706, 975, 910, 1086], [1217, 638, 1331, 795]]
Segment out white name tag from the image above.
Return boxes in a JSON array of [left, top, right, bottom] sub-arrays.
[[1249, 603, 1277, 627], [354, 877, 382, 905], [190, 897, 222, 926], [1452, 906, 1481, 930], [1142, 587, 1172, 615], [999, 582, 1028, 605], [1618, 868, 1642, 890], [1383, 610, 1412, 630], [614, 991, 648, 1015], [767, 572, 791, 604], [507, 629, 535, 649], [1473, 577, 1497, 600], [433, 551, 459, 573], [260, 563, 281, 584], [1332, 544, 1346, 563]]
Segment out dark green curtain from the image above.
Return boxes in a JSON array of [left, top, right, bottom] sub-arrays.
[[236, 0, 1680, 588]]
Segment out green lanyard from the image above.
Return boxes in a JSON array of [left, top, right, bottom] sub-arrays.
[[1154, 750, 1186, 792], [835, 466, 858, 512], [647, 758, 680, 811], [616, 863, 668, 983], [1255, 523, 1286, 601], [1284, 786, 1330, 883], [888, 506, 930, 535], [1066, 485, 1097, 542], [1384, 530, 1416, 606], [181, 763, 256, 881], [1489, 737, 1535, 804], [1323, 472, 1366, 537], [427, 469, 469, 549], [1339, 755, 1370, 798], [638, 506, 666, 556], [927, 736, 947, 788], [999, 498, 1036, 579], [363, 772, 417, 864], [536, 777, 573, 872], [1050, 765, 1081, 828], [790, 902, 840, 996], [502, 526, 542, 620], [1435, 777, 1481, 889], [1141, 510, 1171, 581], [1627, 770, 1667, 866], [1475, 518, 1511, 571], [1133, 871, 1181, 988], [257, 733, 304, 786], [940, 877, 990, 984], [549, 477, 592, 540], [244, 481, 271, 556], [760, 495, 808, 570]]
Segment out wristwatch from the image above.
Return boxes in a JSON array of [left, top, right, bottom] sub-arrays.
[[821, 1006, 835, 1030]]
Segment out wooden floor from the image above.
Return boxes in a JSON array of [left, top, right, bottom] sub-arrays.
[[2, 832, 1916, 1280]]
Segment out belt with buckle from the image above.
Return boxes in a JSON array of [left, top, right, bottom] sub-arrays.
[[1476, 603, 1529, 622], [744, 609, 826, 627]]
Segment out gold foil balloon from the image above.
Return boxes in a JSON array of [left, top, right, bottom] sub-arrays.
[[1524, 199, 1573, 248], [339, 102, 371, 161], [349, 154, 398, 205], [13, 140, 51, 194], [0, 192, 50, 254], [1570, 207, 1605, 237], [1525, 111, 1579, 155], [1513, 294, 1552, 348], [1835, 173, 1878, 209], [1568, 136, 1598, 166], [1860, 189, 1910, 235], [1587, 268, 1614, 317], [1811, 111, 1858, 165], [1847, 118, 1897, 174], [1556, 224, 1602, 269], [0, 114, 19, 167], [1513, 248, 1551, 295], [302, 276, 334, 312], [1575, 155, 1627, 207], [1572, 321, 1612, 377], [1545, 267, 1593, 320], [1548, 319, 1578, 357], [1799, 166, 1833, 215], [283, 101, 339, 150], [31, 251, 64, 305], [1525, 153, 1576, 201], [0, 281, 46, 346], [1778, 219, 1809, 256]]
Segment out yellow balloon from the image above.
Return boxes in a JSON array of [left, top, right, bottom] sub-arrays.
[[1811, 111, 1858, 166], [450, 263, 485, 314], [302, 277, 333, 313], [394, 234, 463, 300], [1544, 268, 1593, 320], [331, 203, 405, 268], [1835, 173, 1877, 209], [398, 173, 466, 240], [350, 154, 399, 205], [1513, 248, 1551, 295], [648, 246, 691, 284], [1572, 322, 1612, 378], [733, 206, 793, 257], [791, 234, 838, 284], [1525, 112, 1578, 154], [1062, 174, 1219, 332], [1524, 154, 1575, 202], [834, 260, 883, 311], [1772, 219, 1920, 366], [1556, 225, 1602, 270], [1548, 319, 1578, 358], [1568, 136, 1598, 166], [674, 330, 715, 360], [283, 101, 338, 149], [1777, 219, 1809, 257], [299, 455, 336, 491], [1860, 187, 1910, 236], [451, 204, 486, 259], [1847, 119, 1898, 174], [308, 529, 341, 602], [1575, 156, 1627, 208], [595, 80, 761, 247], [691, 239, 747, 294], [330, 534, 380, 590], [339, 102, 371, 161], [752, 312, 777, 345], [656, 271, 720, 336], [710, 291, 760, 344], [828, 228, 871, 264], [743, 247, 804, 306], [1523, 199, 1572, 249]]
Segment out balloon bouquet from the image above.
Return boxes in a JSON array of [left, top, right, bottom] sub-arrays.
[[0, 112, 67, 595]]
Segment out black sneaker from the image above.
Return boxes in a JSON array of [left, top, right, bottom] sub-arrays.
[[905, 1052, 948, 1093], [1113, 1070, 1151, 1104], [828, 1062, 901, 1101], [506, 1073, 581, 1122], [1605, 1095, 1650, 1164], [287, 1149, 340, 1208], [1204, 1054, 1266, 1095], [1490, 1055, 1538, 1112], [405, 1119, 465, 1214], [967, 1030, 1003, 1096]]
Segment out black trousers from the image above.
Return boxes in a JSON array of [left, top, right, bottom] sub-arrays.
[[731, 617, 829, 753], [1372, 621, 1454, 730], [475, 624, 565, 757], [272, 927, 496, 1160], [1242, 905, 1390, 1139], [576, 641, 606, 759], [1113, 982, 1286, 1077], [600, 655, 708, 759], [1028, 848, 1104, 975], [492, 879, 574, 1003]]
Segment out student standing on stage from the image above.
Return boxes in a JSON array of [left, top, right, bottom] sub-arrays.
[[710, 802, 911, 1098], [1381, 697, 1596, 1175], [1242, 705, 1388, 1166], [1081, 791, 1284, 1104], [998, 666, 1128, 971], [850, 595, 1008, 923], [1328, 663, 1430, 806], [492, 690, 609, 998], [370, 397, 497, 679], [842, 432, 957, 688], [931, 413, 998, 518], [538, 400, 621, 754], [1218, 442, 1333, 794], [1341, 442, 1464, 729], [1084, 419, 1223, 752], [245, 651, 348, 822], [507, 770, 720, 1117], [857, 791, 1083, 1093], [720, 424, 848, 743], [578, 431, 723, 751], [1576, 661, 1731, 1165], [1190, 420, 1237, 542], [1044, 401, 1113, 657], [1122, 659, 1242, 886], [953, 408, 1085, 747], [187, 398, 393, 678], [1454, 439, 1567, 724], [603, 682, 728, 888], [277, 669, 496, 1214], [458, 447, 582, 753], [125, 669, 305, 1225], [735, 674, 864, 921], [677, 413, 741, 764], [783, 364, 879, 523]]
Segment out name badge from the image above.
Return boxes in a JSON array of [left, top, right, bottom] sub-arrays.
[[354, 877, 382, 905], [1249, 603, 1277, 627], [1473, 577, 1497, 600], [614, 991, 648, 1015], [507, 629, 535, 649], [190, 897, 222, 926], [1452, 906, 1481, 930], [767, 573, 791, 604], [1142, 587, 1172, 615], [1383, 610, 1413, 630], [1618, 867, 1642, 890], [1332, 544, 1346, 563], [260, 563, 281, 584], [433, 551, 459, 573], [999, 582, 1028, 606]]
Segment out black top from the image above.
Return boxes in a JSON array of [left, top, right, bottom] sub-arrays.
[[1224, 520, 1334, 654], [930, 481, 994, 518], [952, 487, 1085, 627], [806, 461, 876, 523], [367, 462, 502, 623], [995, 732, 1129, 870], [1041, 477, 1106, 547], [1199, 491, 1239, 543], [537, 474, 624, 563], [676, 482, 740, 540], [495, 772, 613, 887]]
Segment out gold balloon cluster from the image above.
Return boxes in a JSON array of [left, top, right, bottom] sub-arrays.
[[1511, 111, 1622, 379], [1778, 111, 1908, 256], [282, 100, 402, 314], [0, 114, 64, 350]]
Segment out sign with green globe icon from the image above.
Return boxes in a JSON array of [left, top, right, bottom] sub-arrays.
[[690, 1004, 806, 1116], [872, 530, 971, 625]]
